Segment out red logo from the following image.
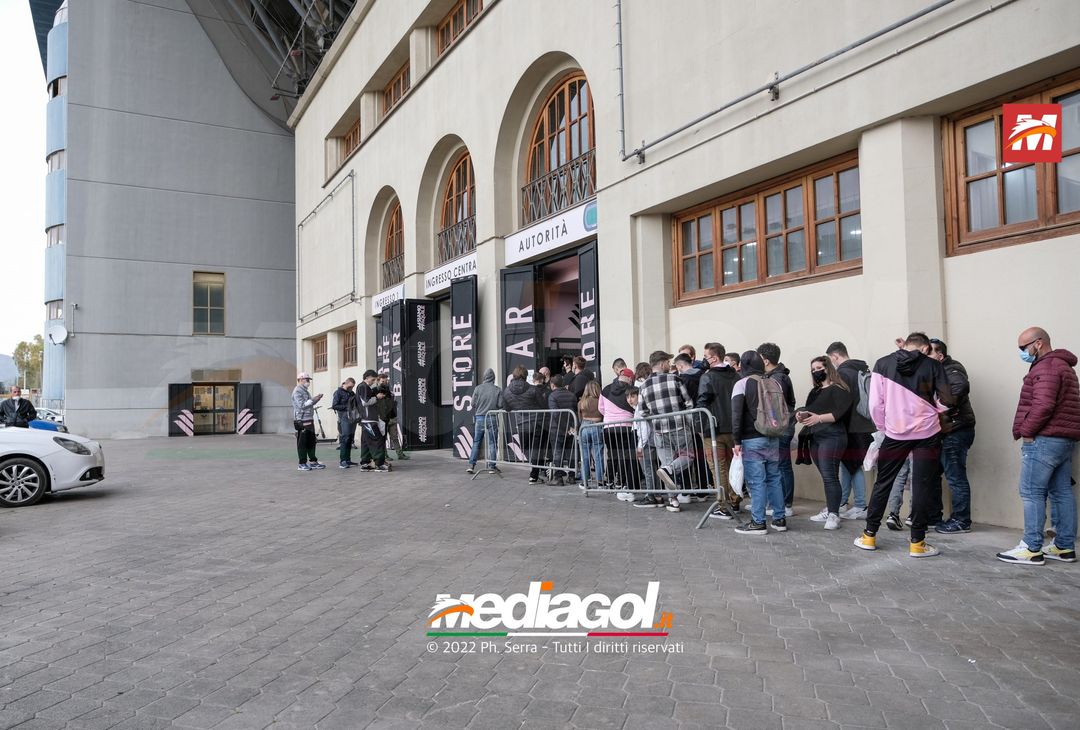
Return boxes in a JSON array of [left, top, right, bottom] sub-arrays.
[[1002, 104, 1062, 164]]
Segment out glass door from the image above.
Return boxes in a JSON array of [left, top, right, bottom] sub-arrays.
[[191, 383, 237, 434]]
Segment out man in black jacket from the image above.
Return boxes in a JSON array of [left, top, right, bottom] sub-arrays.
[[758, 343, 797, 515], [827, 341, 875, 520], [0, 387, 37, 428], [504, 365, 547, 482], [330, 378, 357, 468], [697, 343, 741, 519], [355, 370, 388, 471], [930, 338, 977, 533], [548, 375, 578, 486], [569, 356, 595, 399]]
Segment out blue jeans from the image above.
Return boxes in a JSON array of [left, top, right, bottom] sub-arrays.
[[840, 466, 866, 509], [1019, 436, 1077, 551], [468, 415, 497, 469], [580, 425, 603, 484], [779, 426, 795, 507], [941, 427, 975, 526], [742, 436, 785, 524]]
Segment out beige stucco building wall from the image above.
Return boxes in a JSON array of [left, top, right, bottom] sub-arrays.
[[291, 0, 1080, 529]]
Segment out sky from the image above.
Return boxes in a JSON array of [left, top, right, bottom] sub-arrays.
[[1, 1, 47, 357]]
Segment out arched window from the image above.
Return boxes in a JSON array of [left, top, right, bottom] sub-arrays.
[[522, 73, 596, 224], [383, 201, 404, 288], [437, 152, 476, 262]]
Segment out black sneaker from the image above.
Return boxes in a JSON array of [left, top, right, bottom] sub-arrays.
[[935, 518, 972, 534], [309, 462, 327, 470], [734, 521, 767, 535], [708, 504, 735, 520], [632, 495, 661, 508], [347, 461, 360, 466], [885, 513, 902, 531], [528, 477, 538, 484], [770, 518, 788, 532], [665, 498, 681, 513], [465, 465, 475, 474], [359, 464, 374, 472], [375, 465, 389, 472], [339, 461, 350, 469]]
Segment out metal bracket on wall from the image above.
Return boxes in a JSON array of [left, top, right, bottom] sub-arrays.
[[68, 302, 77, 339]]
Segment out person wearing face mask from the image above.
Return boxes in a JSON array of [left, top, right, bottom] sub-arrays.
[[927, 338, 976, 533], [853, 332, 955, 558], [996, 327, 1080, 565], [292, 373, 325, 471], [795, 357, 853, 531], [0, 386, 37, 428]]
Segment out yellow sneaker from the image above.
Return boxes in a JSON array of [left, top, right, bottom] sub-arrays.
[[1042, 543, 1077, 563], [853, 532, 877, 551], [909, 540, 940, 558]]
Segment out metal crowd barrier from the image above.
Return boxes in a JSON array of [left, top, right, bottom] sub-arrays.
[[478, 409, 580, 483], [577, 408, 723, 529]]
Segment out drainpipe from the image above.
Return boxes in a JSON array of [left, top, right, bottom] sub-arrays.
[[618, 0, 956, 164], [615, 0, 629, 161]]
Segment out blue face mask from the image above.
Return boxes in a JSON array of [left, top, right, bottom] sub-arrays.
[[1020, 348, 1037, 364]]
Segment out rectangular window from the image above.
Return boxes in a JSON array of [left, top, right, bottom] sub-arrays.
[[437, 0, 483, 56], [944, 71, 1080, 254], [343, 118, 361, 158], [342, 327, 358, 367], [313, 336, 328, 373], [46, 225, 65, 247], [673, 153, 860, 303], [46, 300, 63, 320], [47, 150, 66, 173], [193, 272, 225, 335], [48, 76, 67, 99], [383, 62, 410, 117]]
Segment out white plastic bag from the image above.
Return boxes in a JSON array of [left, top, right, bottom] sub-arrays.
[[863, 431, 885, 472], [729, 454, 745, 497]]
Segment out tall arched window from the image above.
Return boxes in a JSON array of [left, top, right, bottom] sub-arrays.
[[437, 152, 476, 263], [383, 201, 404, 288], [522, 73, 596, 224]]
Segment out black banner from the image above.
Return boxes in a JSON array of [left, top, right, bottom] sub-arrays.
[[500, 266, 537, 381], [578, 242, 601, 373], [376, 311, 391, 378], [402, 299, 437, 450], [167, 383, 194, 437], [450, 276, 478, 458], [386, 301, 404, 402]]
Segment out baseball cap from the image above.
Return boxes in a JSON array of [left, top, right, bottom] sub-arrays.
[[649, 350, 674, 366], [620, 368, 635, 379], [297, 371, 312, 380]]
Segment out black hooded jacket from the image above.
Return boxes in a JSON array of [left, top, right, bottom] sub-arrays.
[[836, 358, 875, 434], [697, 365, 740, 434], [939, 356, 976, 432]]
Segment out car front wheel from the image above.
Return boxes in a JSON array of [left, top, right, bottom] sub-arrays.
[[0, 458, 48, 507]]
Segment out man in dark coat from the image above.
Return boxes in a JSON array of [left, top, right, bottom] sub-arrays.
[[0, 387, 37, 428], [997, 327, 1080, 565]]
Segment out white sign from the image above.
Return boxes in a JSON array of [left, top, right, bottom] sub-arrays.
[[424, 251, 478, 296], [371, 283, 405, 316], [504, 199, 598, 266]]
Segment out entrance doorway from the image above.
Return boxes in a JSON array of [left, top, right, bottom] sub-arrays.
[[537, 255, 581, 374], [500, 241, 600, 380], [192, 383, 236, 434]]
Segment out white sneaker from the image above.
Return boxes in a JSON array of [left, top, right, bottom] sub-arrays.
[[616, 491, 633, 501], [810, 508, 829, 523], [825, 513, 841, 530], [677, 494, 691, 504], [842, 507, 867, 520]]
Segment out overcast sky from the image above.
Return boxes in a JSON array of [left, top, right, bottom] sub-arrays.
[[2, 2, 47, 357]]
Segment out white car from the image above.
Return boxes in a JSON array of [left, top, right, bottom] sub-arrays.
[[0, 426, 105, 507]]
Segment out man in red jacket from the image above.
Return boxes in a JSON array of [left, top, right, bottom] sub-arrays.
[[997, 327, 1080, 565]]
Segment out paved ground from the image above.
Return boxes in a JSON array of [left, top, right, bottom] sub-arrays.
[[1, 435, 1079, 730]]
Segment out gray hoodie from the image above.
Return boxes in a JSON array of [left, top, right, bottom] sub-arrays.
[[472, 369, 503, 416]]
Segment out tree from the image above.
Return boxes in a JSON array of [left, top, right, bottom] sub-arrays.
[[12, 335, 43, 391]]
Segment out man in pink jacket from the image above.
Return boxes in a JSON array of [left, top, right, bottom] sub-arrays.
[[997, 327, 1080, 565], [854, 332, 954, 558]]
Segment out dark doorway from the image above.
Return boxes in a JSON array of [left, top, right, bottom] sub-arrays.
[[192, 383, 236, 434]]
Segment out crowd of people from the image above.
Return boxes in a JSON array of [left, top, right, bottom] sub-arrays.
[[291, 370, 409, 472], [464, 328, 1079, 563]]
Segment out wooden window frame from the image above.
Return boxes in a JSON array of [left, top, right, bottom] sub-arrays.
[[672, 152, 861, 304], [313, 336, 328, 373], [440, 152, 475, 230], [342, 327, 358, 368], [437, 0, 483, 56], [385, 202, 404, 263], [382, 61, 411, 117], [192, 272, 226, 336], [944, 70, 1080, 256], [526, 72, 595, 185], [343, 118, 361, 158]]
